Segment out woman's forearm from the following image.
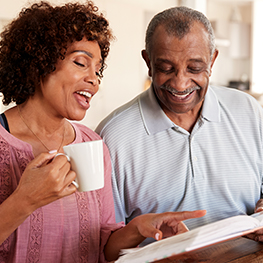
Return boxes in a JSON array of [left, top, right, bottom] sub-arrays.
[[104, 217, 145, 261], [0, 190, 32, 245]]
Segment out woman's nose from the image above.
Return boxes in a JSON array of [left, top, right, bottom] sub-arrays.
[[84, 67, 100, 86]]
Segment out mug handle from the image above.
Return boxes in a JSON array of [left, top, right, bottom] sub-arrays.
[[53, 153, 70, 162], [53, 153, 79, 189]]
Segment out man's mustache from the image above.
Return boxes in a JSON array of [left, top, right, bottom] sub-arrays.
[[160, 84, 200, 95]]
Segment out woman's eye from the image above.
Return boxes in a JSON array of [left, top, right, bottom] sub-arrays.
[[74, 61, 85, 67]]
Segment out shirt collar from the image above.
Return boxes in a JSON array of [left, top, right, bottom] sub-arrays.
[[201, 86, 221, 122], [139, 85, 221, 135]]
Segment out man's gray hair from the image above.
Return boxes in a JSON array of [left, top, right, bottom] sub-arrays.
[[145, 6, 216, 59]]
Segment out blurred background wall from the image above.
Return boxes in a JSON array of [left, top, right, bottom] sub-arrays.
[[0, 0, 261, 129]]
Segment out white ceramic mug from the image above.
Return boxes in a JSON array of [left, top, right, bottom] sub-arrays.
[[63, 140, 104, 192]]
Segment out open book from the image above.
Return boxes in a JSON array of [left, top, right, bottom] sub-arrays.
[[116, 212, 263, 263]]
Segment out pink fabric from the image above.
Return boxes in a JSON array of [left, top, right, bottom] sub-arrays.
[[0, 122, 123, 263]]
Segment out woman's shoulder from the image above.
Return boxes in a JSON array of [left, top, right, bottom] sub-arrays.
[[71, 122, 102, 142]]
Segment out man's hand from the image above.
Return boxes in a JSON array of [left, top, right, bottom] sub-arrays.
[[255, 199, 263, 213], [246, 228, 263, 242], [245, 199, 263, 242]]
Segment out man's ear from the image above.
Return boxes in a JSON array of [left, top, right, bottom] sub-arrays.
[[209, 49, 219, 77], [141, 50, 152, 77]]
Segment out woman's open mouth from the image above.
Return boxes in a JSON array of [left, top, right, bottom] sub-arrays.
[[76, 90, 92, 99], [74, 90, 93, 109]]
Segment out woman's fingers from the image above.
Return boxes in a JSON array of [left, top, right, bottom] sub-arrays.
[[51, 154, 77, 192], [176, 222, 189, 234], [17, 152, 77, 210], [134, 210, 206, 242], [153, 222, 188, 241], [26, 151, 58, 169], [156, 210, 206, 238], [164, 210, 207, 222]]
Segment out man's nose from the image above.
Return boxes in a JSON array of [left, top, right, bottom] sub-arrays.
[[170, 70, 191, 91]]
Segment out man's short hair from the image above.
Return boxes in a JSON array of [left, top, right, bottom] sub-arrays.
[[145, 6, 216, 59]]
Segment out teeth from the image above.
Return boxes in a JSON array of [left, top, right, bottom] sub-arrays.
[[172, 92, 190, 98], [77, 91, 92, 98]]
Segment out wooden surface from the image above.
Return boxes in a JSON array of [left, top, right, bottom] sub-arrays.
[[155, 237, 263, 263]]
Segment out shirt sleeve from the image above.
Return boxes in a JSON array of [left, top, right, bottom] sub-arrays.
[[111, 166, 127, 224], [97, 126, 127, 224], [99, 141, 125, 262]]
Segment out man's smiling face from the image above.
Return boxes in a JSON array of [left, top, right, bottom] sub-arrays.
[[142, 22, 218, 122]]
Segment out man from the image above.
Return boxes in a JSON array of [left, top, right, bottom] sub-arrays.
[[96, 6, 263, 243]]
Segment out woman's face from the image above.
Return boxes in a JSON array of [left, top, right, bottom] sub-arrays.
[[39, 38, 102, 121]]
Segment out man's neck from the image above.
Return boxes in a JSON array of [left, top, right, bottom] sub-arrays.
[[163, 106, 203, 133]]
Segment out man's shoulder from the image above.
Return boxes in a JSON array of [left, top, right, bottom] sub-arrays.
[[211, 85, 261, 108], [96, 92, 144, 135], [211, 85, 253, 98]]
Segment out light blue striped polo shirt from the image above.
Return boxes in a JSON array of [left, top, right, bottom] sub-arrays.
[[96, 85, 263, 233]]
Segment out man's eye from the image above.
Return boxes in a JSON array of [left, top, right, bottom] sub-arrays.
[[156, 66, 173, 74], [190, 68, 201, 74], [188, 67, 202, 73], [74, 61, 85, 67]]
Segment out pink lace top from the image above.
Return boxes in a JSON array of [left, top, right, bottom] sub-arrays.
[[0, 122, 123, 263]]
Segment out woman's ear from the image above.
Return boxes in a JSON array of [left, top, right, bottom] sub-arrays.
[[141, 50, 152, 77]]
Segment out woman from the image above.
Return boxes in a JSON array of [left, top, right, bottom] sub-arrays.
[[0, 1, 206, 262]]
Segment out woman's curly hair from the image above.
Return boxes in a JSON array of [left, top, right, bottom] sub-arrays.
[[0, 1, 113, 105]]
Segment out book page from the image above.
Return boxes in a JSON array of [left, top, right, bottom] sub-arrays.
[[117, 214, 262, 263], [250, 211, 263, 223]]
